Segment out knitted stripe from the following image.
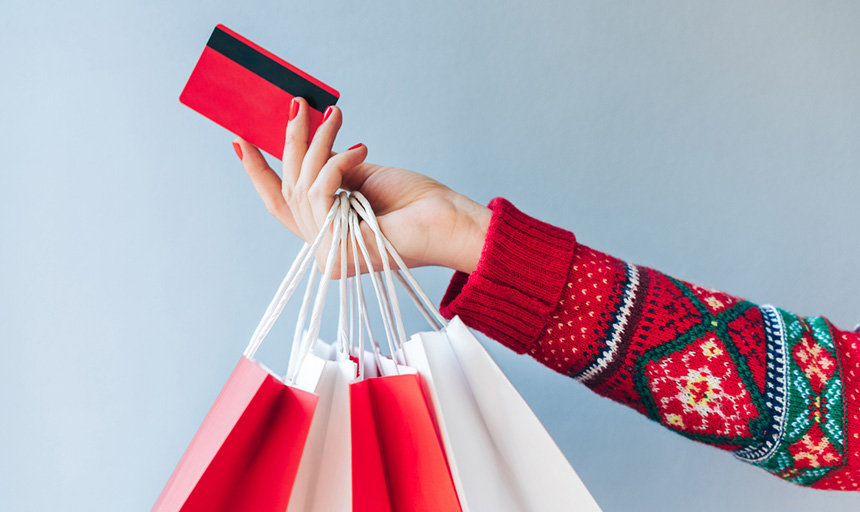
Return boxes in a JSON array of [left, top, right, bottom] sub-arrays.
[[573, 263, 641, 384], [733, 306, 789, 462]]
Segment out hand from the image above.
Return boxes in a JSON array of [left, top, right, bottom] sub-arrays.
[[234, 96, 491, 278]]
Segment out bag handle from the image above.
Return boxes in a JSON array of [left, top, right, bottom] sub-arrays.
[[243, 192, 345, 360], [337, 189, 350, 358], [287, 258, 317, 378], [349, 191, 448, 329], [347, 214, 364, 378], [394, 270, 443, 331], [286, 191, 352, 383], [347, 206, 391, 379], [349, 205, 403, 371], [352, 195, 407, 352], [348, 191, 450, 370]]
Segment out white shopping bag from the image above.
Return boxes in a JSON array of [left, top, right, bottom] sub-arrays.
[[404, 319, 601, 511], [286, 350, 355, 512]]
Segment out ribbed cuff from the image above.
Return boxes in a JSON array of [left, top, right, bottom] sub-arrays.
[[439, 197, 578, 354]]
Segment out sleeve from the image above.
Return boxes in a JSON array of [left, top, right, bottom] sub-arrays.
[[439, 197, 860, 490]]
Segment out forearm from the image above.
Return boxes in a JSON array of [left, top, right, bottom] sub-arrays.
[[439, 197, 860, 490]]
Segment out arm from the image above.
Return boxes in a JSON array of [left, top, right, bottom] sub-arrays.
[[237, 100, 858, 489], [439, 197, 860, 490]]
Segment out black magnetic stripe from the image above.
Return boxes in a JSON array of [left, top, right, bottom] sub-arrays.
[[206, 27, 338, 112]]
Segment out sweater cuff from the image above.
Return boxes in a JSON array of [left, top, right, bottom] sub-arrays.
[[439, 197, 577, 354]]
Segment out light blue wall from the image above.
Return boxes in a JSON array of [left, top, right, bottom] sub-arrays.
[[2, 1, 859, 510]]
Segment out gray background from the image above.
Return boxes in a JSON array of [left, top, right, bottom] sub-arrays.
[[2, 0, 859, 510]]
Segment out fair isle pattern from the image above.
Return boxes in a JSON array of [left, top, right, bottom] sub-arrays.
[[632, 289, 770, 447], [645, 333, 761, 439], [574, 263, 640, 383], [580, 267, 701, 414], [735, 305, 789, 462], [742, 309, 845, 486]]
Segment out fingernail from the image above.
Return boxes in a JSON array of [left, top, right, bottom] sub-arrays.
[[289, 98, 299, 121], [232, 141, 243, 160], [348, 143, 363, 151], [322, 106, 333, 123]]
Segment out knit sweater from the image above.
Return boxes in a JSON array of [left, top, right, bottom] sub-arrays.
[[438, 197, 860, 490]]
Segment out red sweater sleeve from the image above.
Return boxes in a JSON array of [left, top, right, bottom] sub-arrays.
[[439, 197, 860, 490]]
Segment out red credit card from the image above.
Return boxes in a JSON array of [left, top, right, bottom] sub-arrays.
[[180, 24, 340, 159]]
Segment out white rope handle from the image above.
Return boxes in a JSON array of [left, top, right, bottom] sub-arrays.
[[286, 261, 317, 379], [349, 191, 449, 328], [348, 226, 364, 379], [243, 193, 344, 359], [349, 207, 383, 379], [348, 276, 355, 356], [355, 270, 389, 378], [248, 189, 449, 379], [351, 218, 389, 377], [395, 270, 443, 331], [287, 192, 351, 382], [349, 205, 402, 371], [337, 189, 350, 358], [350, 199, 407, 354]]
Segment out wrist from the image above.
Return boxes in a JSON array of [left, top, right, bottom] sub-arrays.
[[447, 195, 492, 275]]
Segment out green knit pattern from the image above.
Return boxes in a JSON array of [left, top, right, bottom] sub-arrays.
[[745, 310, 845, 485]]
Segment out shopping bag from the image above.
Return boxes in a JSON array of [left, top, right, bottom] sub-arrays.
[[405, 319, 602, 511], [286, 348, 356, 512], [153, 194, 350, 512], [349, 190, 602, 511], [350, 371, 462, 512], [152, 357, 318, 512]]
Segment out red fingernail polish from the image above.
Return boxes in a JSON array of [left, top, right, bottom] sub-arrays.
[[232, 141, 243, 160], [289, 98, 299, 121], [322, 106, 333, 122], [348, 143, 363, 151]]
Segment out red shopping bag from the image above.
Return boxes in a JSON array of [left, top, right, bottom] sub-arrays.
[[152, 356, 318, 512], [351, 372, 462, 512]]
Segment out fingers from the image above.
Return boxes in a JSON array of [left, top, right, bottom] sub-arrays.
[[311, 143, 368, 222], [238, 96, 366, 261], [280, 96, 321, 246], [234, 137, 299, 235], [297, 104, 343, 232], [281, 97, 309, 190], [300, 105, 342, 192]]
